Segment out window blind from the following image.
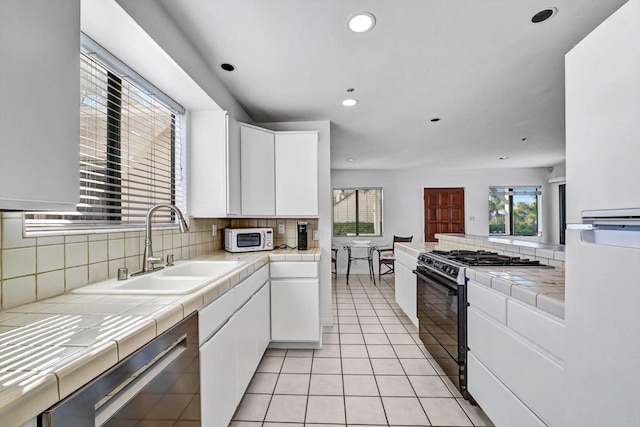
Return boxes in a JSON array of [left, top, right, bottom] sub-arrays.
[[25, 39, 186, 234]]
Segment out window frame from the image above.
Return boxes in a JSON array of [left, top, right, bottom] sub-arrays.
[[489, 186, 542, 237], [332, 187, 384, 237], [23, 34, 186, 236]]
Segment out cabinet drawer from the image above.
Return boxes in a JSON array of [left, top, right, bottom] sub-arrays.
[[468, 352, 546, 427], [468, 307, 564, 426], [199, 287, 236, 346], [395, 250, 417, 269], [468, 280, 507, 324], [235, 265, 269, 307], [507, 299, 565, 360], [270, 262, 318, 278]]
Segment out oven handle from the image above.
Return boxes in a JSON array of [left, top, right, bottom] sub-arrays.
[[413, 269, 457, 296]]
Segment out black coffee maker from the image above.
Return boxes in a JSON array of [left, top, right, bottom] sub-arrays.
[[297, 221, 308, 250]]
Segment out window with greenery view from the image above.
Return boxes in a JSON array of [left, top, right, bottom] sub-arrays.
[[333, 188, 383, 236], [489, 186, 541, 236]]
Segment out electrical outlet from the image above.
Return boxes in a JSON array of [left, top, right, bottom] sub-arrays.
[[278, 224, 285, 234], [312, 230, 319, 241], [212, 224, 217, 236]]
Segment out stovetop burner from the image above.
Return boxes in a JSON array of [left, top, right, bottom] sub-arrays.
[[429, 250, 543, 266]]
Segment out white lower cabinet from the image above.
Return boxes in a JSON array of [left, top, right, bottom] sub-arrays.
[[468, 352, 546, 427], [468, 306, 564, 427], [200, 312, 238, 427], [394, 263, 418, 326], [200, 265, 270, 427], [270, 262, 320, 342]]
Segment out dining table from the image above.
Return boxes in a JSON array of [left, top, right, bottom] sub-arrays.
[[340, 240, 381, 286]]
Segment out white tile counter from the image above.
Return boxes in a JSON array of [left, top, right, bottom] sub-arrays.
[[397, 237, 565, 319], [0, 248, 320, 427], [466, 266, 565, 319]]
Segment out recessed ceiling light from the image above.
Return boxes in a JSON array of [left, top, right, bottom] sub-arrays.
[[220, 63, 235, 71], [499, 156, 510, 160], [430, 117, 442, 122], [348, 12, 376, 33], [531, 8, 557, 24], [342, 99, 358, 107], [346, 158, 357, 162]]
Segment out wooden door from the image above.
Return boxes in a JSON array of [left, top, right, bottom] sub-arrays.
[[424, 188, 465, 242]]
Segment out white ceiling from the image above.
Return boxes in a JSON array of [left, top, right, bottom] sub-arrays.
[[154, 0, 627, 170]]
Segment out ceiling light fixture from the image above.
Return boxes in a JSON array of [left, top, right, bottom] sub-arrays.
[[499, 156, 510, 160], [348, 12, 376, 33], [220, 63, 235, 71], [346, 158, 357, 162], [430, 117, 442, 122], [342, 99, 358, 107], [531, 8, 557, 24]]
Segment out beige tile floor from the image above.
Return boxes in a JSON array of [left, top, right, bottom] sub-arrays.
[[230, 273, 494, 426]]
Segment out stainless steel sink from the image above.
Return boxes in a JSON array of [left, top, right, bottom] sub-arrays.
[[73, 260, 245, 295]]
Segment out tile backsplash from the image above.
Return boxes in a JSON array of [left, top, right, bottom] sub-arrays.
[[0, 214, 319, 310], [0, 212, 230, 310], [229, 218, 319, 249]]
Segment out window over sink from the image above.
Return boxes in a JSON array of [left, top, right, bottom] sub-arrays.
[[333, 188, 383, 237], [25, 34, 186, 235], [489, 186, 541, 237]]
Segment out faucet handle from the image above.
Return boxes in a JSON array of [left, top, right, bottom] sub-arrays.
[[166, 254, 175, 266]]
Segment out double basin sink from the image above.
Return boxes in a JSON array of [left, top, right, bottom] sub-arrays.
[[73, 260, 245, 295]]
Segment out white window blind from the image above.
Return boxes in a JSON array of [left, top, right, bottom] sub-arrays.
[[25, 37, 186, 234]]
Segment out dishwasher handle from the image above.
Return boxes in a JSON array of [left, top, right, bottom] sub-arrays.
[[95, 336, 186, 426]]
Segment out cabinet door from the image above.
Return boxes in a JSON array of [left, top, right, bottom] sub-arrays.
[[275, 132, 318, 216], [200, 315, 238, 427], [190, 110, 228, 217], [271, 279, 320, 341], [0, 1, 80, 210], [236, 296, 258, 400], [227, 117, 242, 215], [255, 282, 271, 357], [240, 125, 275, 215]]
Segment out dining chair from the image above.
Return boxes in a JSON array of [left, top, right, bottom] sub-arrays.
[[377, 235, 413, 279], [331, 248, 338, 275]]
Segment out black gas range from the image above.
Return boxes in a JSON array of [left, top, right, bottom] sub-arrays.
[[414, 249, 546, 403]]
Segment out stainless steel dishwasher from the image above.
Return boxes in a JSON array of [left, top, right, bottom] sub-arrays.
[[40, 312, 200, 426]]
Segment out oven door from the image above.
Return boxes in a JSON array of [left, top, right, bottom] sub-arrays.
[[415, 267, 468, 394]]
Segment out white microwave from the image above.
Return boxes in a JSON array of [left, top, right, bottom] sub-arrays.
[[225, 228, 274, 253]]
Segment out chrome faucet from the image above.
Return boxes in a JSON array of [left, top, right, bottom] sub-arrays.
[[132, 204, 189, 276]]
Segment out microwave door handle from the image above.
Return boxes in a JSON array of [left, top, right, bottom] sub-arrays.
[[261, 231, 265, 249]]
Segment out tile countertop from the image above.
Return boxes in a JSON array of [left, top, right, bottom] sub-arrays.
[[394, 242, 438, 258], [0, 248, 320, 427], [396, 239, 565, 320], [466, 265, 565, 319]]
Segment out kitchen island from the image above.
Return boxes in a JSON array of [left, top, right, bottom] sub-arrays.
[[407, 234, 565, 427], [0, 248, 320, 427]]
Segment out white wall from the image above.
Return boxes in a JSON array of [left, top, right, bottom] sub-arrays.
[[332, 166, 552, 273], [261, 121, 333, 326]]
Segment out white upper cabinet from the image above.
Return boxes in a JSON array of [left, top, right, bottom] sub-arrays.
[[0, 0, 80, 211], [190, 110, 227, 217], [275, 132, 319, 216], [192, 120, 318, 218], [190, 111, 241, 217], [240, 124, 276, 216], [239, 123, 318, 217]]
